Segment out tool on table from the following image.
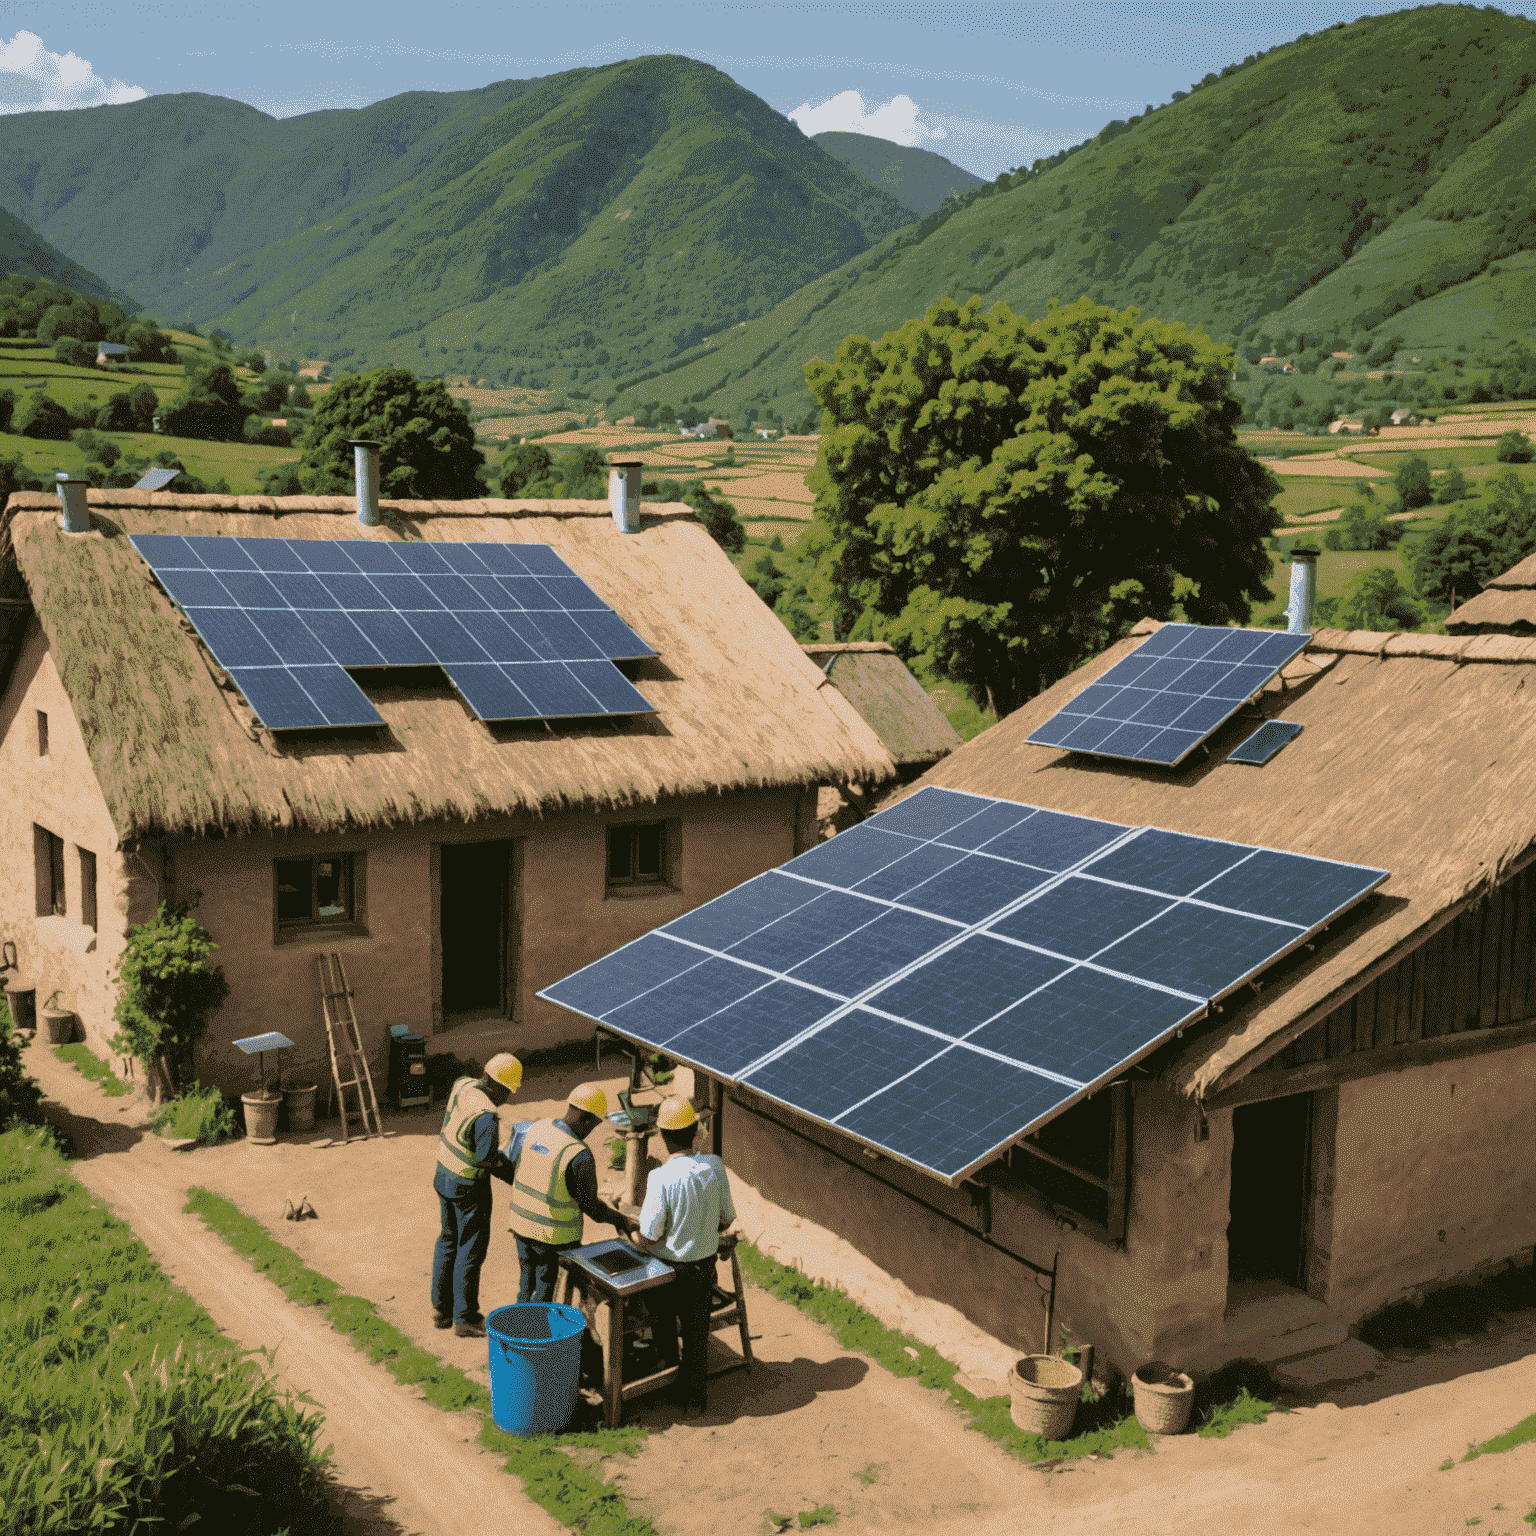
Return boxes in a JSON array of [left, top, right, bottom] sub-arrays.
[[316, 952, 382, 1143]]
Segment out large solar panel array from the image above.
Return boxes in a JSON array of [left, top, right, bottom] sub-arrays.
[[1027, 624, 1311, 766], [541, 786, 1387, 1184], [1228, 720, 1303, 767], [130, 534, 656, 731]]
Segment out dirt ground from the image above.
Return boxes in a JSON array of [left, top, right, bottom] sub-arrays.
[[27, 1044, 1536, 1536]]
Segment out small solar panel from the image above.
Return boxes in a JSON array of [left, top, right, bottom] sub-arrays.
[[1027, 625, 1311, 766], [1228, 720, 1303, 766], [541, 786, 1388, 1184], [233, 1032, 295, 1054], [131, 535, 657, 730], [133, 466, 182, 492]]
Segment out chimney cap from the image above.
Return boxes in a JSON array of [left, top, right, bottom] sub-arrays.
[[608, 458, 644, 467], [346, 438, 381, 448], [55, 473, 87, 485], [1289, 547, 1320, 565]]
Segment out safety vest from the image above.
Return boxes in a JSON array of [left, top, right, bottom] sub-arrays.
[[508, 1118, 586, 1246], [437, 1077, 498, 1182]]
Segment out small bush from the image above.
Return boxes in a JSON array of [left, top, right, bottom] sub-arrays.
[[1495, 429, 1534, 464], [1197, 1385, 1276, 1438], [151, 1081, 237, 1145], [0, 1003, 47, 1133]]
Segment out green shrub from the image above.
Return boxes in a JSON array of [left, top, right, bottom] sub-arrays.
[[111, 904, 229, 1095], [151, 1081, 238, 1144], [0, 1004, 47, 1133], [1495, 429, 1534, 464], [1197, 1385, 1275, 1438], [0, 1129, 337, 1534]]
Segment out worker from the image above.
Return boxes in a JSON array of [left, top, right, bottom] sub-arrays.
[[632, 1095, 735, 1414], [506, 1082, 636, 1303], [432, 1052, 522, 1339]]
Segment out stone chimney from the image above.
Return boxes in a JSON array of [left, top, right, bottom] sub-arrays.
[[609, 459, 643, 534]]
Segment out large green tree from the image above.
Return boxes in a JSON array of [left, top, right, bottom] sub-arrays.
[[299, 366, 484, 498], [162, 360, 246, 440], [1412, 469, 1536, 608], [803, 296, 1281, 714]]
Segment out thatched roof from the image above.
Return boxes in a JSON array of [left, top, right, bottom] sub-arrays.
[[1, 491, 894, 841], [1445, 550, 1536, 633], [802, 642, 963, 769], [905, 621, 1536, 1098]]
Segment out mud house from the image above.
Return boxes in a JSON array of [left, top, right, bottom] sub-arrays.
[[0, 483, 892, 1096], [582, 617, 1536, 1380]]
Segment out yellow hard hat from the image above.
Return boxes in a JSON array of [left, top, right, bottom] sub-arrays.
[[485, 1053, 522, 1093], [568, 1082, 607, 1117], [656, 1096, 697, 1132]]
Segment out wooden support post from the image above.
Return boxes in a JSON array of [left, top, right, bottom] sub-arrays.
[[603, 1297, 625, 1429], [625, 1129, 644, 1209]]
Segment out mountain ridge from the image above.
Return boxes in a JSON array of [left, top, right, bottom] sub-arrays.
[[813, 132, 985, 217]]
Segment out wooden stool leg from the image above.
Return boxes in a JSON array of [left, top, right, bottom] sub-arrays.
[[556, 1267, 573, 1306], [730, 1247, 754, 1367], [603, 1297, 625, 1429]]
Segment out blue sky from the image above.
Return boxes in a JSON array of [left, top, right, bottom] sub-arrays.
[[6, 2, 1536, 178]]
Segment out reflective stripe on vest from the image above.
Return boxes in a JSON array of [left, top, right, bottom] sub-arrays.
[[437, 1077, 497, 1181], [507, 1118, 585, 1245]]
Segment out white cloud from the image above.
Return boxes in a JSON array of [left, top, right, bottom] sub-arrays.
[[789, 90, 946, 148], [0, 31, 146, 114]]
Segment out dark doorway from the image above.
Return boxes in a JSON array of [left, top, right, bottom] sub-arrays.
[[1227, 1093, 1311, 1286], [440, 841, 513, 1016]]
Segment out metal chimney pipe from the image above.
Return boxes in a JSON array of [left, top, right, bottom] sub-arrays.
[[349, 439, 381, 526], [56, 474, 90, 533], [608, 459, 643, 534], [1286, 548, 1318, 632]]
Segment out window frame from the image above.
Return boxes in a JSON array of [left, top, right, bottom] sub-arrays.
[[272, 852, 368, 944], [1003, 1082, 1131, 1246], [36, 710, 48, 757], [604, 819, 679, 898], [77, 846, 97, 933], [34, 825, 65, 917]]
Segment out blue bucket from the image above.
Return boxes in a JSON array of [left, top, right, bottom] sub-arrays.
[[486, 1303, 587, 1435]]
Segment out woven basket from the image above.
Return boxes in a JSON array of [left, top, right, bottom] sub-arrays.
[[1132, 1360, 1195, 1435], [1008, 1354, 1082, 1440]]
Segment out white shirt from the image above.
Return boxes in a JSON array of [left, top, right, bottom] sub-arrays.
[[638, 1152, 736, 1263]]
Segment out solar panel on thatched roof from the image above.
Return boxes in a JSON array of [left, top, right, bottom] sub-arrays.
[[1228, 720, 1303, 766], [540, 786, 1387, 1184], [129, 534, 656, 730], [1026, 624, 1310, 766]]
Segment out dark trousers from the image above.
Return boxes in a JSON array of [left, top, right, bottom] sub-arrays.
[[652, 1256, 717, 1407], [515, 1234, 567, 1304], [431, 1181, 491, 1323]]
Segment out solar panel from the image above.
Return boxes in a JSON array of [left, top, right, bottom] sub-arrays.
[[133, 466, 182, 492], [130, 535, 657, 730], [1027, 625, 1311, 767], [1228, 720, 1303, 766], [540, 786, 1387, 1185]]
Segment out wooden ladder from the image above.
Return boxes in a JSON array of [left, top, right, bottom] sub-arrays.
[[317, 952, 382, 1143]]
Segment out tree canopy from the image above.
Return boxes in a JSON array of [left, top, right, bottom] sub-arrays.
[[802, 296, 1281, 714], [1412, 469, 1536, 607], [299, 366, 484, 498], [161, 360, 246, 440]]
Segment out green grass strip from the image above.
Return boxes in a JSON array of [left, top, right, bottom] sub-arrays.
[[54, 1042, 130, 1097], [1464, 1412, 1536, 1461], [736, 1241, 1150, 1463], [184, 1188, 656, 1535]]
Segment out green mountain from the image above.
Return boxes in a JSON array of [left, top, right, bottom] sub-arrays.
[[623, 5, 1536, 418], [813, 132, 985, 217], [0, 57, 909, 389], [0, 206, 119, 300]]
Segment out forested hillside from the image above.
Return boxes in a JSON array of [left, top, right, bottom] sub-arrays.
[[628, 5, 1536, 418], [813, 132, 985, 216], [0, 57, 909, 396], [0, 207, 120, 302]]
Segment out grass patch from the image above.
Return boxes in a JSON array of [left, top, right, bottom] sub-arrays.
[[151, 1081, 238, 1145], [736, 1241, 1149, 1463], [1464, 1413, 1536, 1462], [1, 1128, 336, 1534], [185, 1187, 657, 1534], [53, 1041, 129, 1097], [1196, 1385, 1276, 1438]]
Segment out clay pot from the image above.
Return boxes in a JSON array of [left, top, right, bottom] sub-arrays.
[[1008, 1354, 1082, 1441], [282, 1082, 318, 1133], [242, 1092, 282, 1145], [1132, 1360, 1195, 1435], [42, 1008, 75, 1045]]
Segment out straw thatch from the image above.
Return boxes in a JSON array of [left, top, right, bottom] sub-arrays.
[[1, 491, 894, 840], [903, 618, 1536, 1098], [803, 642, 963, 770], [1445, 550, 1536, 633]]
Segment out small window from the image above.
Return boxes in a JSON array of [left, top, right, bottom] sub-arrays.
[[34, 826, 65, 916], [36, 711, 48, 757], [275, 855, 358, 929], [1005, 1083, 1130, 1242], [78, 847, 97, 933], [607, 822, 665, 889]]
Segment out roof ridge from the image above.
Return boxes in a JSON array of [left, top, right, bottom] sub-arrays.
[[1310, 627, 1536, 663], [5, 492, 698, 521]]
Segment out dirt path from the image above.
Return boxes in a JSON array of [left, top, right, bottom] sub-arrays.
[[30, 1044, 1536, 1536]]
